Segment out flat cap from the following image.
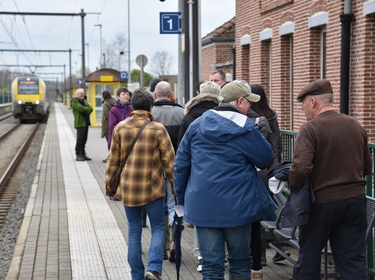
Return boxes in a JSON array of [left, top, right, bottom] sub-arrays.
[[219, 82, 261, 103], [297, 79, 333, 102]]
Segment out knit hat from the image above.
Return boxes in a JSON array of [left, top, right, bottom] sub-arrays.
[[297, 79, 333, 102], [218, 82, 260, 103]]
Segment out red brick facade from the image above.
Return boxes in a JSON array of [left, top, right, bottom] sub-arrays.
[[201, 18, 235, 81], [233, 0, 375, 141]]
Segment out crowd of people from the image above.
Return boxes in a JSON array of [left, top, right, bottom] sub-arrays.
[[71, 71, 372, 280]]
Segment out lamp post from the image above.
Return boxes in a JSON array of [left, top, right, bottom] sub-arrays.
[[85, 43, 89, 70], [128, 0, 131, 84], [119, 50, 124, 71], [94, 24, 102, 68]]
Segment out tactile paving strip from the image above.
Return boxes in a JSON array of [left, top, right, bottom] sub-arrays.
[[55, 104, 131, 279]]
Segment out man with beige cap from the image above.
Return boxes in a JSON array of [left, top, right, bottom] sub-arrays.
[[289, 79, 372, 280], [174, 82, 277, 280]]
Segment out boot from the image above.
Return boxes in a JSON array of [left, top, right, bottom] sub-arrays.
[[82, 155, 91, 161], [76, 155, 85, 161], [251, 269, 263, 280], [228, 276, 251, 280], [261, 228, 267, 266]]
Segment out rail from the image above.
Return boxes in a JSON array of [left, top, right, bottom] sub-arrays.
[[0, 122, 40, 194], [280, 130, 375, 279], [0, 123, 20, 141]]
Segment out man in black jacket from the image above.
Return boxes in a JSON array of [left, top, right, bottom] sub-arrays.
[[177, 81, 220, 145]]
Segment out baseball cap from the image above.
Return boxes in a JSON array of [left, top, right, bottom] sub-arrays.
[[218, 82, 261, 103]]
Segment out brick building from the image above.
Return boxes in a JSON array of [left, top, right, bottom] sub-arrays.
[[203, 0, 375, 142], [201, 17, 235, 81]]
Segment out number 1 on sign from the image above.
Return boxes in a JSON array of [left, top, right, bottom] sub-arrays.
[[167, 19, 173, 30]]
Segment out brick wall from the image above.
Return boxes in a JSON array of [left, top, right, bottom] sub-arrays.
[[235, 0, 375, 141], [201, 44, 234, 80]]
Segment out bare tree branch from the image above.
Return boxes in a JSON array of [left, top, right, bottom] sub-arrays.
[[149, 51, 175, 76], [105, 32, 127, 71]]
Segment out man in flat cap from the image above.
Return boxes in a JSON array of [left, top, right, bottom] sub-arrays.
[[289, 79, 372, 280], [174, 82, 277, 280]]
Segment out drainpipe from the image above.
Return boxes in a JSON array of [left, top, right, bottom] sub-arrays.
[[232, 43, 236, 80], [340, 0, 353, 115]]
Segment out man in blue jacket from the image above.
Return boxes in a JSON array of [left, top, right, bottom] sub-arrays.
[[174, 82, 277, 280]]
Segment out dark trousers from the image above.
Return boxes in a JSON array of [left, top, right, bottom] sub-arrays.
[[75, 126, 89, 155], [250, 220, 262, 270], [293, 194, 367, 280]]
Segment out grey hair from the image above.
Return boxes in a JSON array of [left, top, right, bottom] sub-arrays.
[[315, 92, 334, 104], [210, 69, 226, 80], [75, 88, 84, 95], [200, 81, 221, 96]]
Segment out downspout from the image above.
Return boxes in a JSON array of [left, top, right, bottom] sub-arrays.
[[232, 43, 236, 80], [339, 0, 353, 114]]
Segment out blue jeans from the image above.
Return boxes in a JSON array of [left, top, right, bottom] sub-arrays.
[[196, 224, 252, 279], [164, 176, 175, 226], [124, 197, 165, 280]]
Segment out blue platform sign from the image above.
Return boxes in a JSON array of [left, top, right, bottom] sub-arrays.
[[160, 12, 181, 34], [120, 71, 128, 79]]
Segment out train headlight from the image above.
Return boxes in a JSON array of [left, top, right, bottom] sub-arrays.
[[35, 100, 40, 105], [17, 100, 23, 104]]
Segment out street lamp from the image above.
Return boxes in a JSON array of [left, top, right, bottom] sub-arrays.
[[94, 24, 103, 68], [128, 0, 131, 84], [119, 50, 124, 71], [85, 43, 89, 70]]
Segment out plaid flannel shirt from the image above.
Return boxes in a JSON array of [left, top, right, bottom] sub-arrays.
[[105, 110, 175, 207]]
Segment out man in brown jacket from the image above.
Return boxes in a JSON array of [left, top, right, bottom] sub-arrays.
[[105, 89, 175, 280], [289, 79, 372, 280]]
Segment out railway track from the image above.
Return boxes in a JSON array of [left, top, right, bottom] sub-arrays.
[[0, 122, 40, 227], [0, 122, 20, 141]]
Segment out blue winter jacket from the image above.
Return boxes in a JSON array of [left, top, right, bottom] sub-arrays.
[[174, 106, 278, 227]]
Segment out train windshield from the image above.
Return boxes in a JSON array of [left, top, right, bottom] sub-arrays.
[[18, 79, 39, 94]]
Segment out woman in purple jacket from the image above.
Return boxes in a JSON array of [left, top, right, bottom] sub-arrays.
[[107, 87, 133, 200], [108, 87, 133, 147]]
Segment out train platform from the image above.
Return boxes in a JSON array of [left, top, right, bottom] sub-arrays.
[[7, 102, 295, 280]]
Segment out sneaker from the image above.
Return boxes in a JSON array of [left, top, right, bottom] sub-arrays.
[[197, 255, 202, 272], [109, 195, 120, 201], [145, 270, 161, 280], [272, 251, 291, 263], [169, 249, 175, 262], [76, 155, 85, 161], [82, 155, 91, 161], [251, 269, 263, 280]]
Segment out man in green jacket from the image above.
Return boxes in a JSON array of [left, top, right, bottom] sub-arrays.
[[71, 88, 93, 161]]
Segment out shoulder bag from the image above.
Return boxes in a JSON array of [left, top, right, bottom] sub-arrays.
[[109, 120, 151, 193]]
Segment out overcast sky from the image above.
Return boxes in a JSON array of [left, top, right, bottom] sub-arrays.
[[0, 0, 235, 81]]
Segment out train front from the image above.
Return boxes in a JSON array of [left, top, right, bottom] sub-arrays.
[[12, 76, 47, 120]]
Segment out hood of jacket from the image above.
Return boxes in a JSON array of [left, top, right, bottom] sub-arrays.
[[198, 104, 257, 144], [184, 94, 219, 115]]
